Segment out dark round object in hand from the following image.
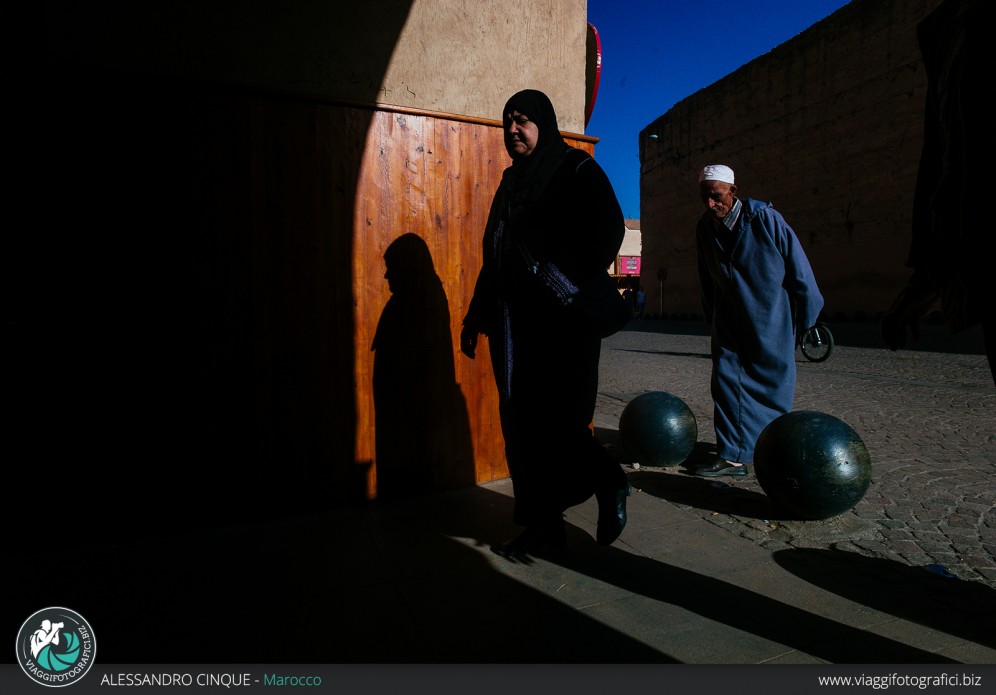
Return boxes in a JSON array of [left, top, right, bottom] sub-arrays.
[[754, 410, 871, 520], [619, 392, 697, 467]]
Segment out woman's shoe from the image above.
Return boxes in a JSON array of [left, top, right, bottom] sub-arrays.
[[491, 520, 567, 559], [595, 481, 631, 546]]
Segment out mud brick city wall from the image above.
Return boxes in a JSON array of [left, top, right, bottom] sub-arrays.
[[639, 0, 944, 320]]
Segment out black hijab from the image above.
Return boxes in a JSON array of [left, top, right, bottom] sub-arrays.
[[502, 89, 570, 211]]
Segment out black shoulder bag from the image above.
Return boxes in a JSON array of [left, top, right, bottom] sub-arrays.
[[514, 235, 630, 339]]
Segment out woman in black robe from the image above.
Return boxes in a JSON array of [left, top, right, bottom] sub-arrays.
[[461, 89, 630, 557]]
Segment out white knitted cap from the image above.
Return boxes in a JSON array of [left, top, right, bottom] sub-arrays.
[[699, 164, 735, 184]]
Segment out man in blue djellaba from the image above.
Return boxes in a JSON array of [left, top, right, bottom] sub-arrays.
[[693, 164, 824, 477]]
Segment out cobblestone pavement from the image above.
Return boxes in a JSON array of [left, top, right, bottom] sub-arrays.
[[594, 322, 996, 587]]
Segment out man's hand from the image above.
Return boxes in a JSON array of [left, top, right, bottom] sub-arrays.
[[460, 325, 479, 359]]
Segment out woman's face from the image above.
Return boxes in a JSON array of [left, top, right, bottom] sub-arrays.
[[503, 110, 539, 159]]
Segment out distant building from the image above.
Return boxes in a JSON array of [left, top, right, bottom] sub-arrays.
[[612, 219, 642, 283], [640, 0, 944, 321]]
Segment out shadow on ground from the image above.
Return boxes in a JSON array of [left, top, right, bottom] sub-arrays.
[[774, 548, 996, 649], [5, 489, 670, 664], [593, 434, 776, 521], [5, 482, 968, 665], [625, 319, 987, 356]]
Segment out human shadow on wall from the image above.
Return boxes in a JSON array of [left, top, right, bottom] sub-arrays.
[[774, 547, 996, 649], [372, 234, 476, 499]]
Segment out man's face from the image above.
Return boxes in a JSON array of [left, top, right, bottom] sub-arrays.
[[504, 110, 539, 160], [700, 180, 737, 221]]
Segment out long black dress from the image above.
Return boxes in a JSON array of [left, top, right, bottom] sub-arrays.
[[464, 127, 627, 529]]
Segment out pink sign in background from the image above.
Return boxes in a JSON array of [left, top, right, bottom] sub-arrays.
[[618, 256, 641, 275]]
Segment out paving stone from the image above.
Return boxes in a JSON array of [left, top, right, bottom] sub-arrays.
[[597, 323, 996, 588]]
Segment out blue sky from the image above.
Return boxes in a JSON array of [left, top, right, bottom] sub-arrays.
[[585, 0, 853, 219]]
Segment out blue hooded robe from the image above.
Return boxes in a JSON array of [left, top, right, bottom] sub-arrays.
[[696, 198, 824, 463]]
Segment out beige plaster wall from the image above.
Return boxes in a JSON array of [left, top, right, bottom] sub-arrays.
[[383, 0, 587, 132], [619, 228, 642, 258]]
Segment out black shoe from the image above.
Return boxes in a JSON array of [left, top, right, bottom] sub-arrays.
[[692, 458, 748, 478], [491, 521, 567, 560], [595, 482, 631, 546]]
